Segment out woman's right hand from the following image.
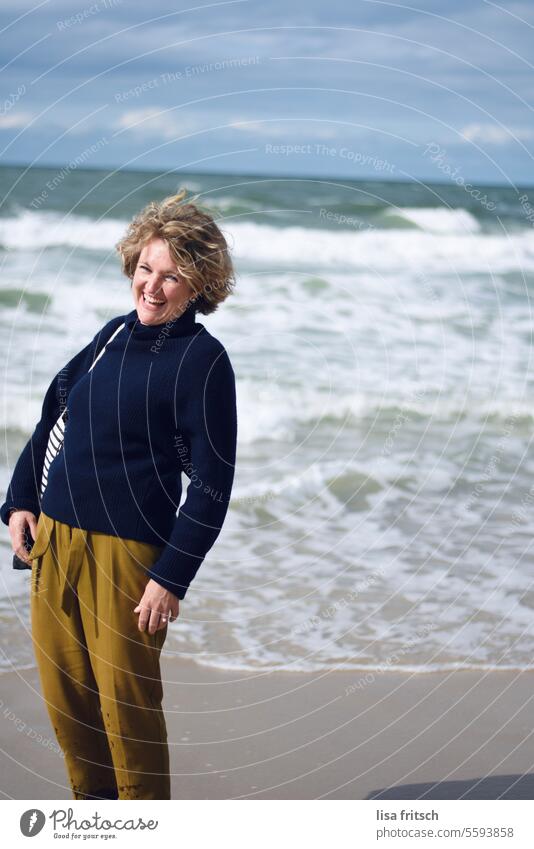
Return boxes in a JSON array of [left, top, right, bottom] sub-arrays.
[[8, 510, 38, 564]]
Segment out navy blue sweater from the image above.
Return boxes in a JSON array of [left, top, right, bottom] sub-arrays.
[[1, 304, 237, 599]]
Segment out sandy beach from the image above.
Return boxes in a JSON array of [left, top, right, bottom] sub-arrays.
[[1, 660, 534, 800]]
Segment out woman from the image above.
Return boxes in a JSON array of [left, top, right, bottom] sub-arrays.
[[1, 190, 238, 800]]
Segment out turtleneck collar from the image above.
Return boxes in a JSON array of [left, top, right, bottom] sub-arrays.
[[124, 300, 198, 339]]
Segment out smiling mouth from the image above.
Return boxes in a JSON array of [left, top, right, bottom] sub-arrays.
[[142, 292, 166, 307]]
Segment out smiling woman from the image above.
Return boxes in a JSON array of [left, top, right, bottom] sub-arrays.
[[117, 187, 235, 317], [1, 188, 238, 800], [132, 239, 195, 324]]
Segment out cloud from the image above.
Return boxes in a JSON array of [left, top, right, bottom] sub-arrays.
[[114, 108, 198, 139], [460, 122, 534, 144], [115, 109, 344, 144], [229, 118, 340, 140], [0, 111, 33, 129]]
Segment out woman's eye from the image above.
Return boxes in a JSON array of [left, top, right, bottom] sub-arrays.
[[139, 265, 177, 282]]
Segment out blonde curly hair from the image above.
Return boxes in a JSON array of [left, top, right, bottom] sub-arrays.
[[115, 188, 235, 315]]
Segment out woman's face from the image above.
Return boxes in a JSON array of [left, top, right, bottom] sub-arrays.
[[132, 237, 195, 325]]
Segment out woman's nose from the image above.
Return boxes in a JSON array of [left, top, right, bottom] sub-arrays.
[[144, 275, 162, 293]]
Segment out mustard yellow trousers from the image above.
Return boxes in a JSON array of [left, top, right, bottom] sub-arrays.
[[29, 510, 170, 800]]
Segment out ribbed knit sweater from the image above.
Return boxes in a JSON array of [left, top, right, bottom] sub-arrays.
[[0, 303, 237, 599]]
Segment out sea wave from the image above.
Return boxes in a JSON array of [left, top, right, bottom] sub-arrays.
[[0, 210, 126, 251], [380, 206, 481, 233], [1, 210, 533, 274]]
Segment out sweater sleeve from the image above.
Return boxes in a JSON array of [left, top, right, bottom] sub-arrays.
[[145, 345, 238, 599], [0, 316, 126, 526]]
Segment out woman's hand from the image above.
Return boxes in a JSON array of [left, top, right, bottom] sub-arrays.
[[8, 510, 38, 564], [134, 579, 179, 634]]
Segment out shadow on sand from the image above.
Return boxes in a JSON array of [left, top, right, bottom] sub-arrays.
[[368, 774, 534, 800]]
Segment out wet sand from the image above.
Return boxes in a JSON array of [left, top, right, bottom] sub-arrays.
[[1, 660, 534, 800]]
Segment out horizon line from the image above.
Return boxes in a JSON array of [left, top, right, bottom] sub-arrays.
[[1, 160, 532, 192]]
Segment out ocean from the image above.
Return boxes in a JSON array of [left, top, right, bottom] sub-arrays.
[[1, 163, 534, 673]]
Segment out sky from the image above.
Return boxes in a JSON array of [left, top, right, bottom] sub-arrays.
[[0, 0, 533, 185]]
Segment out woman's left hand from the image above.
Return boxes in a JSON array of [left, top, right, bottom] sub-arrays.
[[134, 579, 180, 634]]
